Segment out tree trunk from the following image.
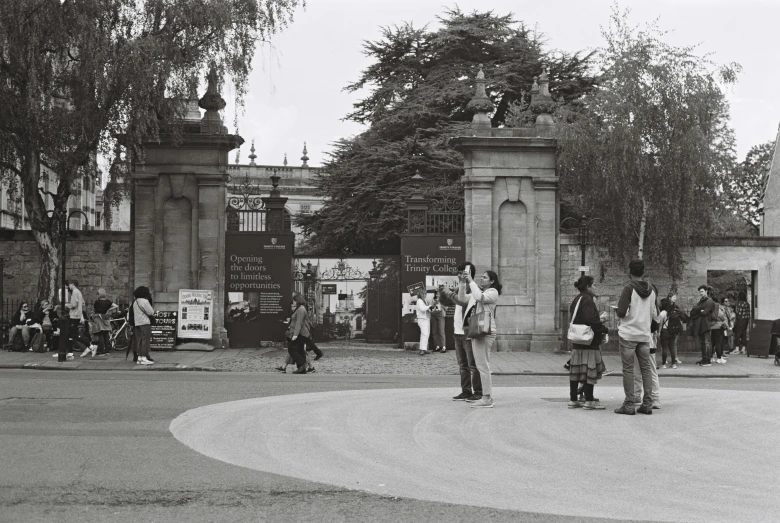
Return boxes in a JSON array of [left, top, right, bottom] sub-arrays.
[[637, 196, 648, 260], [32, 228, 62, 304]]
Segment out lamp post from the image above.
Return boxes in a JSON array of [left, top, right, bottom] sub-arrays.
[[46, 208, 89, 362], [560, 216, 607, 277]]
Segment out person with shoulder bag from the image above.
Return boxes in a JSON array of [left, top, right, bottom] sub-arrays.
[[130, 286, 155, 365], [463, 268, 501, 409], [567, 276, 609, 410]]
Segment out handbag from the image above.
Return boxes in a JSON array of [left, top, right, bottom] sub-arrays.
[[567, 296, 594, 344], [466, 304, 492, 340]]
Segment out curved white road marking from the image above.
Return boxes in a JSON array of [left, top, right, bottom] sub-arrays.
[[170, 387, 780, 522]]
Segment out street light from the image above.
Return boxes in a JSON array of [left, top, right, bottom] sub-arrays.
[[45, 208, 89, 362], [560, 216, 607, 277]]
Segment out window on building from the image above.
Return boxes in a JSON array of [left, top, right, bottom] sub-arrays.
[[95, 212, 102, 229]]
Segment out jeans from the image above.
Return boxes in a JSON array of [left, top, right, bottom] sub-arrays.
[[711, 329, 725, 359], [453, 334, 481, 395], [698, 331, 712, 363], [9, 325, 31, 345], [418, 319, 430, 352], [619, 337, 653, 408], [471, 333, 496, 397], [634, 352, 660, 404], [430, 314, 446, 348], [660, 330, 678, 364], [733, 319, 749, 347]]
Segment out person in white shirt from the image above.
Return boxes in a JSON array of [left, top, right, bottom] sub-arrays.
[[439, 262, 481, 401], [62, 280, 85, 358], [415, 288, 431, 356]]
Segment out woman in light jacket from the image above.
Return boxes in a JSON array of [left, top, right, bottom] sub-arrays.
[[131, 286, 155, 366], [463, 270, 502, 409], [415, 288, 432, 356]]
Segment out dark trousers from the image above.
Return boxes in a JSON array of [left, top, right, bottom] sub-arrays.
[[96, 331, 111, 354], [68, 319, 81, 351], [660, 330, 678, 364], [733, 319, 749, 347], [300, 335, 322, 357], [133, 325, 151, 358], [711, 329, 725, 359], [454, 334, 481, 395], [698, 330, 712, 363], [287, 337, 307, 367]]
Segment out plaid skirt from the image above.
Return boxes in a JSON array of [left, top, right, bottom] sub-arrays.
[[569, 346, 606, 385]]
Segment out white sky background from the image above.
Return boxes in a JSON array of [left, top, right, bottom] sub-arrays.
[[221, 0, 780, 168]]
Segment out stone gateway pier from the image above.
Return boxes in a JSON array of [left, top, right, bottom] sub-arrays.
[[451, 69, 560, 351]]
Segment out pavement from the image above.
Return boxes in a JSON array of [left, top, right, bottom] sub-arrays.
[[1, 341, 778, 377]]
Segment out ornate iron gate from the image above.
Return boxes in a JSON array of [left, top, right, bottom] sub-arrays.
[[293, 257, 399, 343]]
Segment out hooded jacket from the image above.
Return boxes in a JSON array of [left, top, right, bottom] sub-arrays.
[[616, 279, 658, 343]]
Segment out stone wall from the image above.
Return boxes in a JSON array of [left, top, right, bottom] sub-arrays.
[[561, 236, 780, 321], [0, 230, 132, 306]]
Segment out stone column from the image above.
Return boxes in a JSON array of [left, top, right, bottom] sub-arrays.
[[450, 69, 560, 351], [131, 67, 243, 347]]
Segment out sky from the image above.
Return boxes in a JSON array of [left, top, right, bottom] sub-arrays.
[[221, 0, 780, 168]]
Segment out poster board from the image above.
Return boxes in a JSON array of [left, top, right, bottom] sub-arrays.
[[177, 290, 213, 340], [746, 319, 779, 358], [151, 311, 178, 351]]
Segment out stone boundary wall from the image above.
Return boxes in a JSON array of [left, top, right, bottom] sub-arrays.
[[561, 235, 780, 322], [0, 230, 132, 306]]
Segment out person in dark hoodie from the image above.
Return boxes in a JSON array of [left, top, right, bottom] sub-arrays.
[[690, 285, 716, 366], [615, 259, 658, 416]]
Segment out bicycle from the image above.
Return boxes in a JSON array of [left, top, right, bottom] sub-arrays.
[[109, 313, 131, 352]]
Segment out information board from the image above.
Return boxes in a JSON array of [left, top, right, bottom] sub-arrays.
[[225, 232, 294, 347], [151, 311, 178, 351], [322, 284, 337, 294], [177, 290, 212, 340]]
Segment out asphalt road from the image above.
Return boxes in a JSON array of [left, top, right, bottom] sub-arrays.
[[1, 370, 778, 523]]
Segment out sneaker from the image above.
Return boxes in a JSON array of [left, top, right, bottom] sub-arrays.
[[583, 400, 605, 410], [671, 364, 678, 369], [614, 405, 636, 415], [419, 350, 430, 356], [637, 405, 653, 415], [66, 353, 74, 361], [470, 397, 494, 408], [440, 347, 447, 353], [465, 394, 482, 403], [695, 361, 712, 367], [716, 358, 726, 364], [307, 366, 316, 373], [675, 358, 682, 364], [452, 392, 471, 401], [568, 400, 583, 409], [661, 364, 668, 369], [138, 357, 154, 366], [652, 402, 661, 410]]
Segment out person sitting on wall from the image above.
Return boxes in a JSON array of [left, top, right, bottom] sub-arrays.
[[8, 302, 33, 350]]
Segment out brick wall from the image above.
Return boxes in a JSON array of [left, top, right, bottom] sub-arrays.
[[0, 230, 132, 306]]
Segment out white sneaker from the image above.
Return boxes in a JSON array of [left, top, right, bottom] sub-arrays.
[[716, 358, 726, 364], [66, 353, 74, 360], [470, 397, 494, 408], [138, 357, 154, 366], [662, 364, 668, 369]]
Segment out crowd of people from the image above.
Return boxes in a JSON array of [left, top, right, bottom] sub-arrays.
[[4, 282, 158, 366]]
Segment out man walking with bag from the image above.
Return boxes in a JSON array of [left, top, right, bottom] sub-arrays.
[[615, 260, 658, 415]]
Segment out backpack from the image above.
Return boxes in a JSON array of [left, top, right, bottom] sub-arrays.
[[667, 310, 684, 335], [8, 330, 26, 352], [30, 331, 46, 353]]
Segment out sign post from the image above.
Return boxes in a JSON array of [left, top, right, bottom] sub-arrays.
[[151, 311, 178, 351]]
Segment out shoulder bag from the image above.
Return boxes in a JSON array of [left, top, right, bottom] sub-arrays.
[[466, 303, 492, 340], [567, 296, 594, 344]]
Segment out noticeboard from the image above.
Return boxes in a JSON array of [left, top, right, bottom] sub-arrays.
[[177, 290, 213, 340], [151, 311, 178, 351]]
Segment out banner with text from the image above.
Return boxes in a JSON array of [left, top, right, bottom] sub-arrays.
[[400, 235, 465, 349], [225, 232, 294, 347]]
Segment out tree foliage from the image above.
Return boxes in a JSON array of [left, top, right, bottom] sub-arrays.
[[720, 140, 775, 234], [556, 6, 740, 278], [0, 0, 303, 302], [299, 8, 597, 255]]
